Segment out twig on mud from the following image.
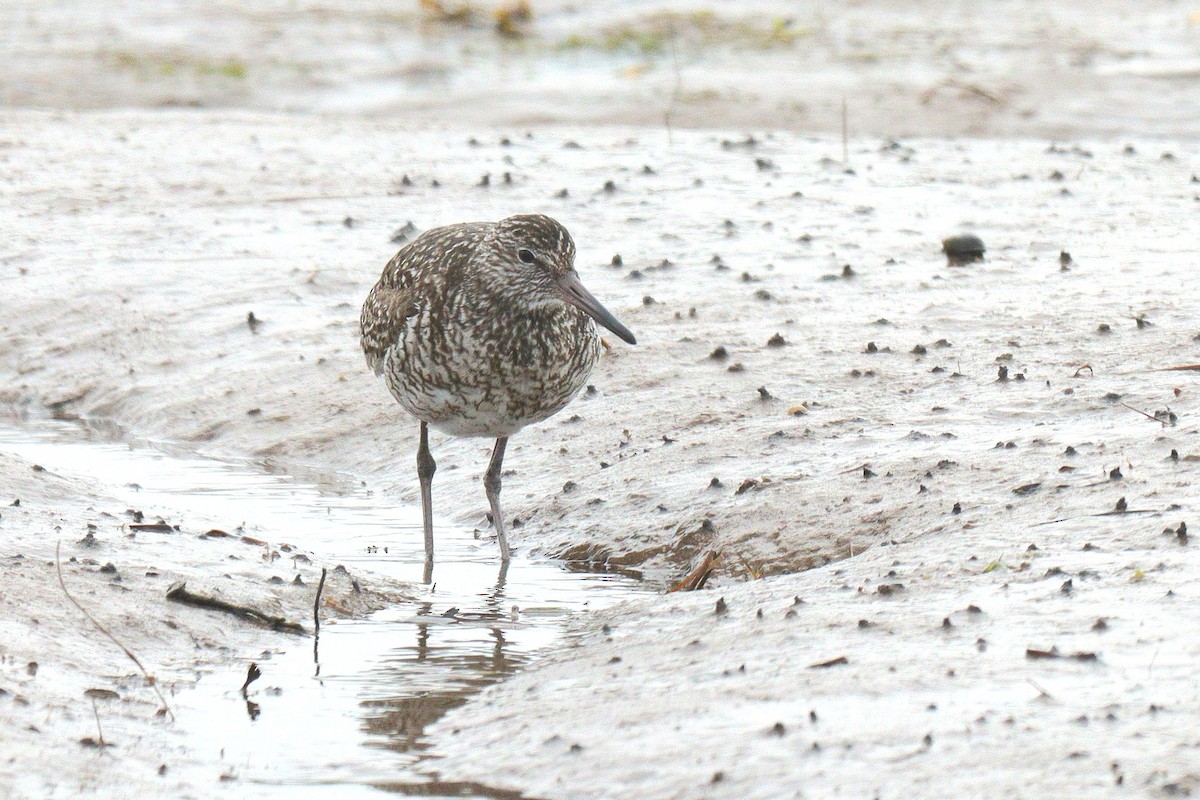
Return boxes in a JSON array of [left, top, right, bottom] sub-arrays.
[[1026, 678, 1055, 701], [667, 550, 721, 593], [166, 581, 306, 634], [1120, 403, 1167, 425], [808, 655, 849, 669], [55, 542, 175, 720], [841, 97, 849, 164], [736, 554, 763, 580], [664, 23, 681, 146], [1072, 364, 1093, 377], [313, 567, 327, 635], [89, 696, 107, 748], [1034, 506, 1158, 526], [1150, 364, 1200, 373], [919, 78, 1004, 106], [1114, 363, 1200, 376]]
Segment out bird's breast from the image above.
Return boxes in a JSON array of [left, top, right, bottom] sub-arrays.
[[384, 302, 600, 437]]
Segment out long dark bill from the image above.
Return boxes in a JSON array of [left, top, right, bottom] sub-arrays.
[[558, 271, 637, 345]]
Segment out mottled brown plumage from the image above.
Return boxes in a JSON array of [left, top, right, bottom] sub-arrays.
[[360, 214, 635, 569]]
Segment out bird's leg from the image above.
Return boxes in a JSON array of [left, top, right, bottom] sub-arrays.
[[416, 421, 436, 571], [484, 437, 511, 561]]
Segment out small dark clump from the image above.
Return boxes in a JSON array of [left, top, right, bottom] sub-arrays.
[[941, 234, 986, 266]]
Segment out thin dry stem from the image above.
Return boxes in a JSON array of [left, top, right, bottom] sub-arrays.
[[55, 541, 175, 720]]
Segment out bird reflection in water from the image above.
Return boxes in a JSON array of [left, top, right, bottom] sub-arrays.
[[360, 562, 522, 752]]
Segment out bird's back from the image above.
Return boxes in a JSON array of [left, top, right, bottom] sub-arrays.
[[360, 222, 490, 376]]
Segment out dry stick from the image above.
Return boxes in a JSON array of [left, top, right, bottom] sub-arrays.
[[313, 567, 327, 635], [1114, 364, 1200, 376], [54, 542, 175, 721], [667, 550, 721, 593], [90, 697, 106, 747], [166, 581, 305, 634], [664, 24, 681, 146], [1034, 507, 1158, 526], [1121, 402, 1167, 424], [841, 97, 849, 164]]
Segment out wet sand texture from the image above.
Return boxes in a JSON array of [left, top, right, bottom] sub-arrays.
[[3, 110, 1199, 796]]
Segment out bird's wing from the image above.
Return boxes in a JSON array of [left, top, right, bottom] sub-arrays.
[[359, 222, 489, 375], [360, 282, 418, 376]]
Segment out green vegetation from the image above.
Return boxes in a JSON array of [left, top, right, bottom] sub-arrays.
[[108, 51, 249, 80], [557, 11, 811, 56]]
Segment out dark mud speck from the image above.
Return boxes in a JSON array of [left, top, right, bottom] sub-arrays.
[[942, 234, 986, 266]]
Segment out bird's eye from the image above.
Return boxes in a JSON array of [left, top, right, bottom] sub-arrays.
[[517, 249, 536, 264]]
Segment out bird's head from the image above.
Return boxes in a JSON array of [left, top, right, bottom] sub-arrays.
[[487, 214, 636, 345]]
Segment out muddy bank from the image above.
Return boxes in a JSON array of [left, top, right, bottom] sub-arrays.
[[0, 447, 408, 798], [430, 481, 1200, 798], [3, 110, 1197, 578], [3, 1, 1200, 138]]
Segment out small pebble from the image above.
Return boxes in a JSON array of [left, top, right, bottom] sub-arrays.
[[941, 234, 986, 266]]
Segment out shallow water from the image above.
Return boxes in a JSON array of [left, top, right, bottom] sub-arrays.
[[0, 416, 646, 798]]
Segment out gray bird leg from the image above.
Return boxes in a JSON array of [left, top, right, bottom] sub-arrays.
[[417, 421, 436, 569], [484, 437, 511, 561]]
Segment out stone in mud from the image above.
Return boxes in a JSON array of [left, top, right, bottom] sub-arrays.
[[941, 234, 986, 266]]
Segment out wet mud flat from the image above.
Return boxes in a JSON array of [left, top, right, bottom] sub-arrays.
[[4, 0, 1200, 138], [1, 109, 1199, 796], [0, 443, 408, 798], [0, 416, 642, 799]]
